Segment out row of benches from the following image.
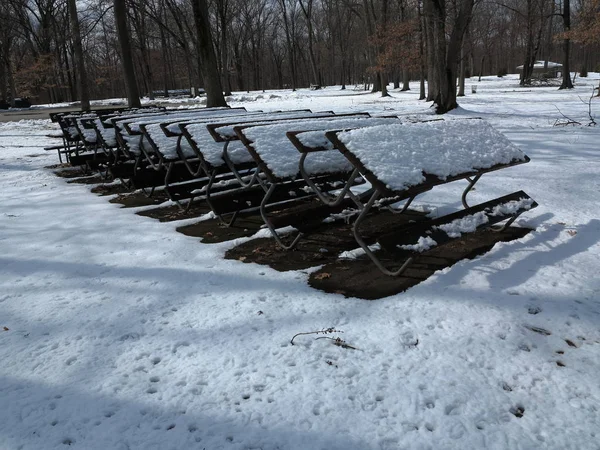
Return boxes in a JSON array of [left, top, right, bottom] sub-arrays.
[[47, 106, 538, 278]]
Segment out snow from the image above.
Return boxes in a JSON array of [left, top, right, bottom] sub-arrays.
[[435, 211, 490, 238], [125, 108, 234, 133], [152, 111, 328, 161], [181, 112, 301, 167], [1, 73, 600, 450], [210, 111, 336, 140], [397, 236, 438, 252], [182, 111, 344, 168], [490, 198, 535, 216], [94, 119, 117, 148], [164, 109, 254, 134], [242, 117, 402, 179], [337, 120, 527, 192]]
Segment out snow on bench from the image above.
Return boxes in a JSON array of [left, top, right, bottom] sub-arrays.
[[240, 116, 402, 180], [381, 192, 537, 258], [183, 112, 338, 167], [140, 110, 256, 161], [208, 111, 335, 141], [162, 109, 257, 135], [115, 109, 249, 157], [152, 111, 311, 161], [94, 118, 118, 148], [333, 120, 527, 192], [123, 108, 234, 133]]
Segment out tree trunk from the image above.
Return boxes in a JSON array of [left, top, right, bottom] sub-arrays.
[[424, 0, 474, 114], [217, 1, 232, 96], [7, 58, 16, 107], [423, 0, 436, 102], [114, 0, 141, 108], [458, 43, 465, 97], [68, 0, 90, 110], [159, 21, 169, 97], [478, 55, 484, 81], [192, 0, 227, 107], [299, 0, 320, 87], [0, 58, 6, 102], [559, 0, 573, 89], [418, 1, 426, 100], [379, 0, 390, 97], [401, 69, 410, 91]]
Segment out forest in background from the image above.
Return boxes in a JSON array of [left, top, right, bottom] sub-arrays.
[[0, 0, 599, 111]]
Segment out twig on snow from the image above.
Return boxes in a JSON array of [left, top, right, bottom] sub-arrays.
[[553, 105, 581, 127], [290, 327, 342, 345]]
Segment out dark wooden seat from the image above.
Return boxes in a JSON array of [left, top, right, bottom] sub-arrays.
[[374, 191, 537, 275]]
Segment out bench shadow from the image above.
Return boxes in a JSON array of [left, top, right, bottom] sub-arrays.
[[433, 216, 600, 292], [485, 218, 600, 290]]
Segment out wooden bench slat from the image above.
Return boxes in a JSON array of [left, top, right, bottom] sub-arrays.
[[378, 191, 538, 253]]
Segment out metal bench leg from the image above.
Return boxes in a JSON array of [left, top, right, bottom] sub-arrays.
[[462, 174, 482, 208], [202, 170, 240, 226], [352, 189, 413, 277], [222, 140, 262, 189], [387, 195, 416, 214], [163, 162, 185, 209], [177, 135, 204, 177], [260, 184, 303, 250], [491, 211, 524, 232], [299, 152, 361, 207]]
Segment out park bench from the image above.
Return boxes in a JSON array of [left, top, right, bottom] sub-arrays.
[[231, 115, 414, 248], [309, 119, 538, 276], [137, 110, 329, 205], [90, 108, 248, 190], [147, 111, 341, 212], [176, 113, 381, 224], [46, 107, 165, 164], [132, 109, 270, 199]]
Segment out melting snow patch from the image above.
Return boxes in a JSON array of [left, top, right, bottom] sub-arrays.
[[397, 236, 438, 252], [490, 198, 534, 216], [339, 243, 380, 259], [435, 212, 489, 238]]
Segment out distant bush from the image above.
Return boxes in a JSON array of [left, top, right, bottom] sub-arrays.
[[497, 67, 508, 77], [580, 67, 588, 77]]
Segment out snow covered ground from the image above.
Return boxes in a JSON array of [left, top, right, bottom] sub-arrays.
[[1, 74, 599, 450]]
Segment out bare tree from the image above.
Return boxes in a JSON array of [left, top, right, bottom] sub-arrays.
[[559, 0, 573, 89], [67, 0, 90, 110], [192, 0, 227, 106], [424, 0, 475, 113], [114, 0, 141, 107]]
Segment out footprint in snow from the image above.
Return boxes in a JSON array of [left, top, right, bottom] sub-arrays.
[[510, 405, 525, 418], [524, 325, 551, 336]]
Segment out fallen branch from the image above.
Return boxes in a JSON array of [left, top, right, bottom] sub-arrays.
[[315, 336, 358, 350], [290, 327, 342, 345], [553, 105, 581, 126], [578, 88, 597, 126]]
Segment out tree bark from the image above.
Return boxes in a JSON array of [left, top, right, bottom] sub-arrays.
[[114, 0, 141, 108], [299, 0, 321, 87], [559, 0, 573, 89], [402, 69, 410, 91], [458, 42, 465, 97], [192, 0, 227, 107], [379, 0, 390, 97], [424, 0, 474, 113], [68, 0, 90, 110]]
